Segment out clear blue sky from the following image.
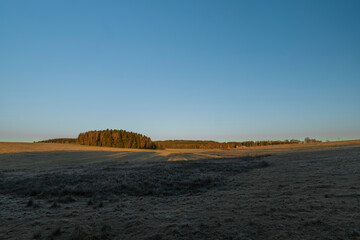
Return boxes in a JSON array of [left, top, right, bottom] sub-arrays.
[[1, 0, 359, 142]]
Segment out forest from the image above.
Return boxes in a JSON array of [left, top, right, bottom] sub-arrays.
[[77, 129, 156, 149]]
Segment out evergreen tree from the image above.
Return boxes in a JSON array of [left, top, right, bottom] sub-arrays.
[[77, 129, 156, 149]]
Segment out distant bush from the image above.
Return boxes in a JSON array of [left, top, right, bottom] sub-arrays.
[[304, 137, 322, 144]]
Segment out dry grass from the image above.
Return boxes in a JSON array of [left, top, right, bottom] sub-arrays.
[[0, 140, 359, 168]]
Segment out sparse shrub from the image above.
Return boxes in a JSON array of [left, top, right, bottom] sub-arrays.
[[260, 160, 270, 168], [100, 224, 112, 240], [27, 198, 33, 207], [70, 225, 91, 240], [52, 227, 62, 237], [101, 224, 111, 232], [150, 233, 163, 240], [304, 218, 322, 225], [33, 231, 41, 239], [30, 190, 40, 196], [50, 201, 59, 208], [58, 195, 76, 204]]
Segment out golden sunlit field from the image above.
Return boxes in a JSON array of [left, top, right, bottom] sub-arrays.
[[1, 141, 360, 239]]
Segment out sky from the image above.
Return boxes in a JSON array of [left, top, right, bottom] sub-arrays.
[[1, 0, 360, 142]]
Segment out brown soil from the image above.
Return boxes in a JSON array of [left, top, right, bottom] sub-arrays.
[[0, 141, 359, 239]]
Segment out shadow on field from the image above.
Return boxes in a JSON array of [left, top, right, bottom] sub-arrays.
[[0, 150, 168, 169], [0, 155, 270, 201]]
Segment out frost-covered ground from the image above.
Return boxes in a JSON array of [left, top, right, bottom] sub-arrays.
[[0, 141, 359, 239]]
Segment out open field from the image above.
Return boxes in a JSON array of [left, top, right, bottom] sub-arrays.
[[1, 141, 360, 239]]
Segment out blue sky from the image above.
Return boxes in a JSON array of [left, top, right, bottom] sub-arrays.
[[1, 0, 359, 142]]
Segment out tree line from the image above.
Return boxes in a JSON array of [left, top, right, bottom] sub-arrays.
[[38, 132, 322, 150], [77, 129, 156, 149], [155, 138, 320, 149], [37, 138, 77, 144]]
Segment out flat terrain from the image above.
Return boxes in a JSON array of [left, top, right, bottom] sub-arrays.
[[0, 141, 360, 239]]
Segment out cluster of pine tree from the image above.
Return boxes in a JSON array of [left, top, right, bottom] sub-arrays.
[[77, 129, 156, 149]]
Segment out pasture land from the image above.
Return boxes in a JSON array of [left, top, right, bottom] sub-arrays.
[[0, 141, 359, 239]]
